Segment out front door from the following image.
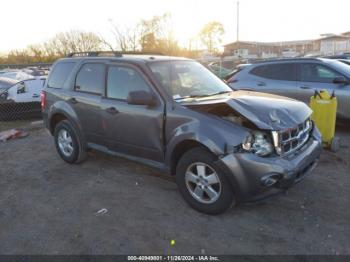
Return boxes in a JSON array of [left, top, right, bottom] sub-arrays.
[[100, 64, 165, 162], [296, 63, 345, 103]]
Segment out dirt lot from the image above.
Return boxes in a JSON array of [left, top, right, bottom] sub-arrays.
[[0, 124, 349, 255]]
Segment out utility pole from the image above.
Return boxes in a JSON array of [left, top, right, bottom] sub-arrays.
[[237, 1, 240, 43]]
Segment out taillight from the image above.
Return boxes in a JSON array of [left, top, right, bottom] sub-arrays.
[[40, 90, 46, 110]]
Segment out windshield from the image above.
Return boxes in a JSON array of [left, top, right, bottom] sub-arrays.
[[328, 60, 350, 77], [148, 60, 232, 100]]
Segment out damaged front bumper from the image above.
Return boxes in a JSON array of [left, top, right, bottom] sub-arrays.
[[217, 127, 322, 203]]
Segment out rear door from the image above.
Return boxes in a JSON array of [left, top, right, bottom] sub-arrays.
[[100, 63, 165, 162], [69, 62, 106, 144], [240, 63, 298, 98]]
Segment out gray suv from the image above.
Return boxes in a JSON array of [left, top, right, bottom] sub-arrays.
[[42, 52, 322, 214], [227, 58, 350, 119]]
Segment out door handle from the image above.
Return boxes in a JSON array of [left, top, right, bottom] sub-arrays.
[[68, 97, 78, 104], [105, 107, 119, 115], [300, 86, 311, 89], [257, 81, 266, 86], [32, 94, 39, 98]]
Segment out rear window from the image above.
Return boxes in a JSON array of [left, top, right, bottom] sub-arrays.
[[75, 63, 105, 95], [224, 68, 242, 80], [47, 62, 76, 88], [250, 63, 297, 81]]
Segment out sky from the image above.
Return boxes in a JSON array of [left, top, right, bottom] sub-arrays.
[[1, 0, 349, 53]]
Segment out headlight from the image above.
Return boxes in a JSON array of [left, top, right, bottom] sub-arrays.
[[242, 131, 274, 156]]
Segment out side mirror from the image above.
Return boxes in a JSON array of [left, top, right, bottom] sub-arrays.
[[127, 90, 156, 106], [333, 76, 348, 84]]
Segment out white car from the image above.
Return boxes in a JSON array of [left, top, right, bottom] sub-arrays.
[[0, 77, 18, 90], [5, 77, 46, 102], [1, 71, 34, 81], [0, 77, 46, 120]]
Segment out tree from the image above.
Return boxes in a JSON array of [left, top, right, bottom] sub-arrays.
[[44, 30, 103, 56], [103, 13, 182, 55], [101, 20, 141, 52], [139, 13, 181, 55], [199, 21, 225, 53], [0, 30, 103, 64]]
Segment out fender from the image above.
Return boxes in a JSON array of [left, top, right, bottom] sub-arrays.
[[48, 101, 85, 142], [164, 116, 249, 166]]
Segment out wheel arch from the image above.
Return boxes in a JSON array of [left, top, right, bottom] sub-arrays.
[[168, 139, 216, 176], [50, 110, 88, 163], [49, 113, 68, 134], [48, 101, 81, 134]]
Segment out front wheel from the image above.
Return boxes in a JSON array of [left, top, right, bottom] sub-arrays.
[[176, 147, 235, 215]]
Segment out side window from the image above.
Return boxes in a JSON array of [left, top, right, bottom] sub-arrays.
[[75, 63, 105, 95], [107, 66, 151, 100], [300, 64, 343, 83], [250, 64, 296, 81], [47, 62, 76, 88], [250, 65, 266, 77]]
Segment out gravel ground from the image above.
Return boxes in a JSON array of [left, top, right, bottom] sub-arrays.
[[0, 124, 349, 255]]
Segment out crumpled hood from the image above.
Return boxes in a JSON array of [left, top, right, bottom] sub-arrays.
[[184, 91, 312, 130], [227, 91, 312, 130]]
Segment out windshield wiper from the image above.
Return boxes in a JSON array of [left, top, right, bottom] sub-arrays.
[[174, 90, 231, 101]]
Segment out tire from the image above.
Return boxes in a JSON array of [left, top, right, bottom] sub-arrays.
[[330, 136, 341, 152], [175, 147, 235, 215], [54, 120, 87, 164]]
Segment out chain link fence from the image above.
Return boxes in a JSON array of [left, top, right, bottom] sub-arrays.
[[0, 100, 42, 121], [0, 63, 49, 123]]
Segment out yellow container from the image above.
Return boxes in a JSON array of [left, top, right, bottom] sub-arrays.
[[309, 90, 337, 147]]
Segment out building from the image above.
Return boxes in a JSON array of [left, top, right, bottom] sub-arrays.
[[223, 31, 350, 59], [317, 34, 350, 55]]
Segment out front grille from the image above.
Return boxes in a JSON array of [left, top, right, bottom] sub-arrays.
[[272, 118, 312, 156]]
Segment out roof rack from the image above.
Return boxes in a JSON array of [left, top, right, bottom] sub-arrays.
[[250, 57, 321, 64], [66, 51, 164, 58]]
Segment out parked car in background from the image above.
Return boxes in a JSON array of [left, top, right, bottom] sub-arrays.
[[324, 54, 350, 60], [227, 58, 350, 119], [42, 52, 322, 214], [23, 67, 50, 77], [0, 77, 46, 120], [337, 59, 350, 66], [1, 71, 34, 81], [0, 77, 46, 102]]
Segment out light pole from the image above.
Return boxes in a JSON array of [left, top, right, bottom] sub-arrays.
[[237, 1, 240, 43]]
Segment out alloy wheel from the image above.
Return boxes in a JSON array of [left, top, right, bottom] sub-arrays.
[[185, 162, 222, 204], [57, 129, 74, 157]]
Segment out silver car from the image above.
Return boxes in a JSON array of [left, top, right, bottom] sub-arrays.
[[228, 58, 350, 119]]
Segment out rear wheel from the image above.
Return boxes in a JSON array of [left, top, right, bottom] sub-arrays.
[[54, 120, 87, 163], [176, 147, 235, 215]]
